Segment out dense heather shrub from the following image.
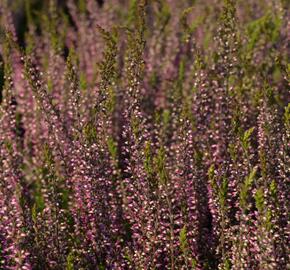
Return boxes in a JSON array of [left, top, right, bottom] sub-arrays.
[[0, 0, 289, 269]]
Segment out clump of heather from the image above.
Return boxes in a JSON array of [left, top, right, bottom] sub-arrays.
[[0, 0, 289, 269]]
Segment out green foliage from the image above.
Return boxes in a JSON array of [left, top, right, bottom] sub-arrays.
[[228, 143, 237, 162], [155, 0, 171, 31], [222, 0, 236, 22], [240, 167, 257, 209], [240, 127, 255, 151], [96, 25, 118, 91], [32, 183, 45, 215], [219, 177, 228, 208], [224, 259, 231, 270], [4, 139, 13, 153], [130, 113, 141, 138], [78, 0, 86, 14], [269, 180, 277, 198], [79, 72, 87, 91], [107, 136, 118, 161], [83, 122, 97, 144], [43, 143, 54, 165], [66, 251, 75, 270], [162, 109, 171, 127], [0, 56, 4, 101], [126, 0, 147, 87], [144, 141, 153, 177], [246, 11, 282, 57], [154, 146, 168, 184], [255, 188, 264, 213], [255, 182, 276, 232], [179, 225, 188, 254], [208, 164, 216, 189], [126, 0, 138, 27], [180, 6, 194, 41], [284, 103, 290, 130]]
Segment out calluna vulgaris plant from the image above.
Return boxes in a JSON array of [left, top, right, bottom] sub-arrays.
[[0, 0, 289, 269]]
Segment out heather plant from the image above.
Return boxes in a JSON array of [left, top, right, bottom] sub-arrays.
[[0, 0, 289, 269]]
